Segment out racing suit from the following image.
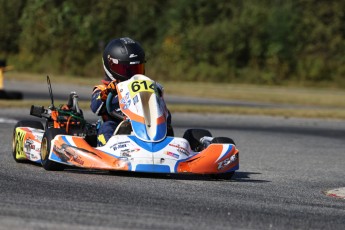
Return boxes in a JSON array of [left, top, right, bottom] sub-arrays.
[[90, 82, 172, 146]]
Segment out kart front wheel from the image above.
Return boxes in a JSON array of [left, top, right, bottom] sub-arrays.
[[183, 129, 212, 151], [12, 120, 44, 162], [211, 137, 236, 145], [40, 128, 66, 171]]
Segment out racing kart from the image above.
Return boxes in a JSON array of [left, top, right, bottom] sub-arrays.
[[12, 75, 239, 179]]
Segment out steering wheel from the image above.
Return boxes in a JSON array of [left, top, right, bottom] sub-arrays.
[[106, 92, 126, 120]]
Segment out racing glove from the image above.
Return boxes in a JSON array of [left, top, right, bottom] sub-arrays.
[[100, 89, 108, 102], [100, 80, 118, 102], [107, 80, 117, 94]]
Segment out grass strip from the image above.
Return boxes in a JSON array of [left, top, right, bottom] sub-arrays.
[[6, 72, 345, 108], [3, 72, 345, 119], [1, 99, 345, 120]]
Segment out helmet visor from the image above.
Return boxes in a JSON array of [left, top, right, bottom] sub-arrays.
[[109, 62, 145, 79]]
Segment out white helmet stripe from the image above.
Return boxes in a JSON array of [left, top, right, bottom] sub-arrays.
[[103, 64, 116, 81]]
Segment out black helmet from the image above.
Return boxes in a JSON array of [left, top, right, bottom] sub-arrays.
[[102, 37, 145, 82]]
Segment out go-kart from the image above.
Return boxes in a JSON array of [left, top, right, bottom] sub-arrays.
[[12, 75, 239, 179]]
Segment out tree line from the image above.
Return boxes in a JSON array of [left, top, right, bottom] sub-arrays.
[[1, 0, 344, 86]]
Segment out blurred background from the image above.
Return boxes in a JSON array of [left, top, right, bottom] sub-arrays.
[[0, 0, 344, 87]]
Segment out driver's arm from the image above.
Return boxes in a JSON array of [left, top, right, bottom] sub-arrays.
[[91, 83, 119, 116], [91, 85, 107, 116]]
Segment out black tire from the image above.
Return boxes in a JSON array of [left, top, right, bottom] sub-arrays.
[[211, 137, 236, 145], [167, 125, 174, 137], [0, 90, 23, 100], [12, 120, 44, 162], [6, 91, 23, 100], [183, 129, 212, 151], [40, 128, 66, 171], [0, 90, 7, 98], [210, 137, 236, 180]]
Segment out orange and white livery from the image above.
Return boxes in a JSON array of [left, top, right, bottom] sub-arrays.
[[12, 75, 239, 178]]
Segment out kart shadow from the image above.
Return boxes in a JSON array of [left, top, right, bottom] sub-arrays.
[[108, 171, 270, 183], [17, 162, 270, 183], [231, 171, 270, 183], [64, 169, 269, 183]]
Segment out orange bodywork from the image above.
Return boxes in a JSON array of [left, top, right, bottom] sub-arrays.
[[49, 133, 238, 174], [177, 144, 239, 174], [52, 136, 129, 170]]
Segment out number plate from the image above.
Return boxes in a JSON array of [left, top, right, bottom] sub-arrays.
[[129, 80, 156, 97]]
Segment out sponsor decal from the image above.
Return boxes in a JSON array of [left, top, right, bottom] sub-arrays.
[[108, 55, 119, 64], [164, 151, 179, 159], [34, 134, 43, 141], [121, 150, 131, 157], [169, 143, 189, 156], [24, 139, 38, 152], [30, 153, 39, 161], [72, 154, 84, 165], [24, 138, 40, 152], [113, 143, 127, 151], [52, 144, 87, 165], [120, 148, 140, 157], [120, 92, 131, 110], [133, 95, 139, 105], [217, 153, 238, 170], [52, 144, 70, 163], [53, 145, 66, 155], [110, 141, 131, 151]]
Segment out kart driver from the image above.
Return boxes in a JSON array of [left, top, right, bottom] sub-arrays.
[[91, 37, 172, 146]]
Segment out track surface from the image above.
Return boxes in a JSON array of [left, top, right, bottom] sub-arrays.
[[0, 110, 345, 230]]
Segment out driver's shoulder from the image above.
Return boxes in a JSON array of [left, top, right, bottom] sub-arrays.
[[93, 84, 107, 93]]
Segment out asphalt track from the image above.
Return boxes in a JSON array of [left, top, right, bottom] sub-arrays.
[[0, 80, 345, 229]]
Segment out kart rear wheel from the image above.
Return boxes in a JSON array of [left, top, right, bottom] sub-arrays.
[[210, 137, 236, 180], [12, 120, 44, 162], [183, 129, 212, 151], [40, 128, 66, 171]]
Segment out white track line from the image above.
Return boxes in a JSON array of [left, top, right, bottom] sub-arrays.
[[0, 117, 18, 124]]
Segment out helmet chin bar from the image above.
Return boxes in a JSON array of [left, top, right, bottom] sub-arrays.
[[103, 64, 116, 81]]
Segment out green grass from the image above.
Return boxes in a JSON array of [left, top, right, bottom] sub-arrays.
[[3, 72, 345, 120], [168, 104, 345, 120], [162, 81, 345, 108]]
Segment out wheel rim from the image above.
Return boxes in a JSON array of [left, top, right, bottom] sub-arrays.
[[41, 137, 48, 160]]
